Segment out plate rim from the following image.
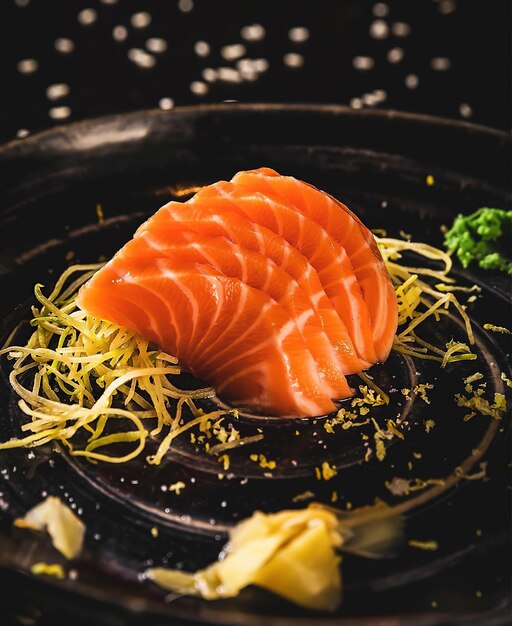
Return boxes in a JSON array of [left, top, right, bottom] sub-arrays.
[[0, 103, 510, 157]]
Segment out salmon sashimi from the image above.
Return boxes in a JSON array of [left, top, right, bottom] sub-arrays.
[[190, 182, 378, 364], [135, 201, 366, 374], [77, 256, 336, 417], [120, 233, 352, 398], [232, 168, 398, 361], [77, 168, 398, 418]]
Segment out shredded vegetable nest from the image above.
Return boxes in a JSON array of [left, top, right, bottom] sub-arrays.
[[377, 237, 476, 365], [0, 236, 476, 463]]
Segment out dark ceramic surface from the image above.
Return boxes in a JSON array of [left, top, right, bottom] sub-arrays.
[[0, 104, 510, 625]]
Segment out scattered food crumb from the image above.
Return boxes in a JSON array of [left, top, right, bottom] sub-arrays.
[[484, 323, 511, 334], [218, 454, 230, 471], [169, 481, 186, 494], [249, 454, 276, 470], [315, 461, 337, 481], [409, 539, 439, 550], [424, 419, 436, 433], [30, 562, 65, 578], [292, 491, 315, 503]]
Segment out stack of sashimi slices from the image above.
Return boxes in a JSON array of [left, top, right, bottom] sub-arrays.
[[78, 168, 398, 417]]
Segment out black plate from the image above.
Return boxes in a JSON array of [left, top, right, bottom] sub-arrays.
[[0, 104, 510, 626]]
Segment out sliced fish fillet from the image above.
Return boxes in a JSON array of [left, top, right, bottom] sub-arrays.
[[77, 168, 398, 418], [120, 233, 352, 398], [135, 201, 366, 373], [190, 182, 377, 364], [232, 168, 398, 361], [77, 256, 336, 417]]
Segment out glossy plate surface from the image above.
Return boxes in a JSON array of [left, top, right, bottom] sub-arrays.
[[0, 104, 510, 626]]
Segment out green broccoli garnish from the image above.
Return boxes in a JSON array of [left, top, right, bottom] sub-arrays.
[[444, 207, 512, 275]]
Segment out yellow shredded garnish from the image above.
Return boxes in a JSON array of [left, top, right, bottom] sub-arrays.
[[250, 454, 276, 470], [455, 388, 507, 421], [208, 433, 264, 455], [402, 383, 434, 404], [315, 461, 337, 481], [96, 203, 104, 224], [0, 265, 239, 465], [458, 461, 488, 481], [424, 419, 436, 433], [218, 454, 230, 471], [351, 384, 387, 408], [356, 373, 390, 404], [170, 185, 205, 197], [408, 539, 439, 550], [377, 237, 476, 363], [30, 562, 66, 579], [483, 323, 511, 334], [386, 477, 444, 496], [386, 419, 404, 440], [292, 491, 315, 503], [464, 372, 484, 385], [501, 373, 512, 388], [169, 481, 186, 494]]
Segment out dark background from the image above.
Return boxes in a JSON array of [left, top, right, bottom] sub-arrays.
[[1, 0, 511, 143]]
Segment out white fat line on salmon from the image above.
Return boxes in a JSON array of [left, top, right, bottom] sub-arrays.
[[187, 276, 232, 368], [216, 361, 267, 395], [209, 332, 277, 384], [345, 243, 368, 265], [295, 210, 308, 250], [279, 309, 314, 337], [279, 243, 292, 272], [140, 232, 164, 253], [115, 268, 167, 347], [306, 229, 332, 265], [260, 193, 289, 239], [320, 271, 361, 301], [372, 281, 393, 346], [253, 226, 266, 254], [321, 251, 358, 279], [299, 264, 315, 285], [282, 341, 328, 415], [233, 248, 249, 283], [309, 289, 325, 308], [278, 322, 333, 403], [326, 289, 373, 364], [158, 262, 200, 349], [201, 290, 266, 376], [322, 191, 357, 237], [261, 262, 273, 293], [188, 276, 226, 365]]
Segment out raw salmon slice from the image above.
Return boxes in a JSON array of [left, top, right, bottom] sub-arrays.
[[135, 201, 366, 374], [77, 256, 336, 417], [119, 232, 352, 398], [78, 168, 398, 418], [190, 182, 378, 364], [232, 168, 398, 361]]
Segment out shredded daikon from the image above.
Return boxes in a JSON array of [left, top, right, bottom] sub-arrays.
[[0, 264, 234, 464], [376, 237, 476, 364]]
